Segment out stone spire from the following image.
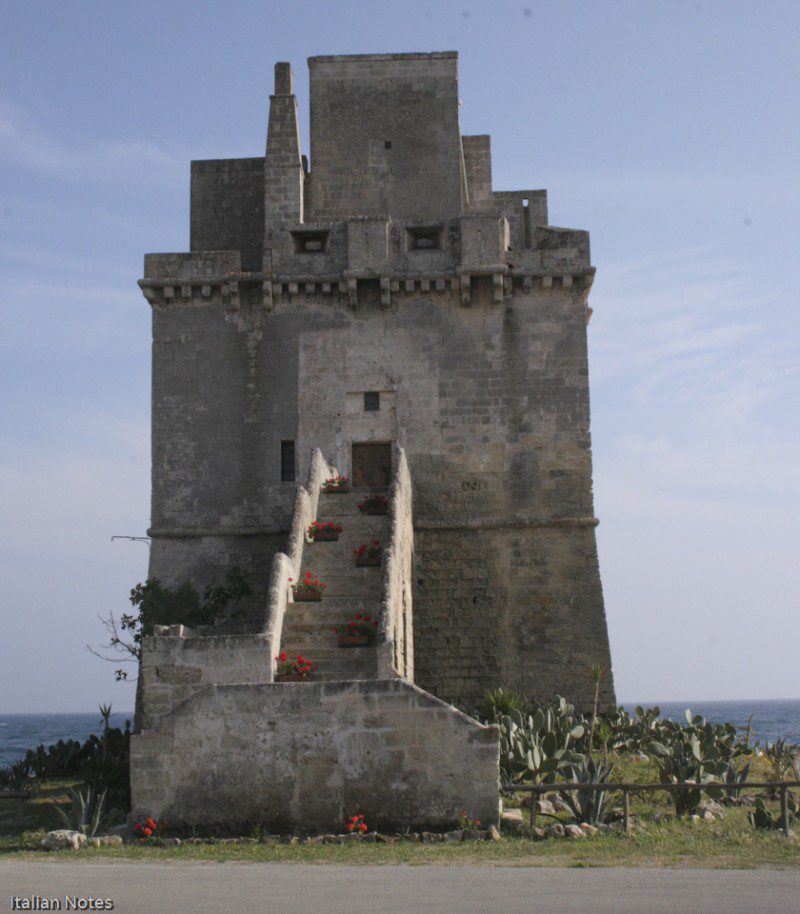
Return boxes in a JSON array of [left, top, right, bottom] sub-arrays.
[[264, 62, 304, 271]]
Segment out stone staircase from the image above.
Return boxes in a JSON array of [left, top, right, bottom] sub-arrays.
[[279, 489, 389, 680]]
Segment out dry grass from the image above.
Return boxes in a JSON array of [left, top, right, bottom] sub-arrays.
[[2, 757, 798, 869]]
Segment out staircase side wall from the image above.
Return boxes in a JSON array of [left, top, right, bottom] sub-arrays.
[[379, 446, 414, 679], [131, 679, 500, 831]]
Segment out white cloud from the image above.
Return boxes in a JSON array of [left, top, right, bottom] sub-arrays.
[[589, 250, 799, 699], [0, 413, 150, 712], [0, 101, 184, 184]]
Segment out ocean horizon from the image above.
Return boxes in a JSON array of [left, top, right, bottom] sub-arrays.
[[1, 699, 798, 768]]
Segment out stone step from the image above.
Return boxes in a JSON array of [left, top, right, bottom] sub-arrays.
[[294, 567, 384, 584], [283, 619, 380, 637], [310, 499, 389, 516], [284, 606, 380, 622], [288, 596, 383, 611], [311, 657, 377, 673], [281, 488, 389, 681], [307, 669, 378, 682], [302, 533, 388, 554], [281, 644, 377, 661], [317, 493, 389, 516]]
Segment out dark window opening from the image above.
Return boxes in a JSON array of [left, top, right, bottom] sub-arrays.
[[522, 198, 531, 248], [356, 278, 381, 306], [291, 230, 329, 254], [352, 441, 392, 488], [406, 226, 442, 251], [280, 440, 295, 482], [364, 391, 380, 412], [384, 140, 392, 150]]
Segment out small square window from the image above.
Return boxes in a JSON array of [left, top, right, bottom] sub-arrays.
[[406, 226, 442, 251], [364, 391, 380, 412], [280, 440, 295, 482], [384, 140, 392, 150], [291, 230, 328, 254]]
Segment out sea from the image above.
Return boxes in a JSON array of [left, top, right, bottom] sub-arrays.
[[0, 712, 134, 768], [1, 700, 798, 768]]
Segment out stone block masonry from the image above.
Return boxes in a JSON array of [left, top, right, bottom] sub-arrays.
[[136, 46, 615, 822], [140, 52, 615, 711], [131, 679, 500, 831]]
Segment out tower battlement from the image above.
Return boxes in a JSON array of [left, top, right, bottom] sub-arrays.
[[143, 53, 590, 310]]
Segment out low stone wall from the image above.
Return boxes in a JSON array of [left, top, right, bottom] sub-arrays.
[[139, 629, 272, 731], [378, 446, 414, 679], [131, 679, 500, 831]]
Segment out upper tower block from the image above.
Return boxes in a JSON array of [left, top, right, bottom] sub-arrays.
[[306, 52, 465, 222]]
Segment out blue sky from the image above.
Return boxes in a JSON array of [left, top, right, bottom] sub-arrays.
[[1, 0, 798, 711]]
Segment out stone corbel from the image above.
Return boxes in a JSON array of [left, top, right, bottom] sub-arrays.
[[346, 277, 358, 309], [261, 280, 274, 312], [380, 276, 391, 309], [459, 274, 471, 307], [141, 286, 159, 306], [492, 273, 504, 304], [221, 281, 241, 313]]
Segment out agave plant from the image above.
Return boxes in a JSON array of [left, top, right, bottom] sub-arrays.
[[499, 696, 586, 785], [748, 794, 798, 831], [0, 759, 31, 790], [478, 688, 528, 723], [723, 761, 751, 803], [52, 785, 110, 838], [644, 710, 732, 816], [763, 738, 798, 781], [559, 756, 616, 825]]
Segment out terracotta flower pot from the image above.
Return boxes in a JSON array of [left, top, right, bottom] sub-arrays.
[[275, 673, 312, 682], [312, 529, 340, 541], [323, 484, 350, 494], [293, 590, 322, 602], [356, 554, 381, 567], [338, 634, 372, 648]]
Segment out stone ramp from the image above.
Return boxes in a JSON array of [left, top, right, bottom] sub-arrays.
[[279, 490, 389, 680]]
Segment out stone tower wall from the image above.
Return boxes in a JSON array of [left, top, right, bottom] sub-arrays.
[[140, 51, 615, 710], [307, 53, 464, 221], [143, 267, 614, 709]]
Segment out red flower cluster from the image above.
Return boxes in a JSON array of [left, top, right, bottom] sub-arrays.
[[289, 571, 328, 592], [336, 613, 380, 638], [308, 520, 344, 539], [354, 540, 381, 559], [458, 811, 481, 829], [275, 652, 314, 677], [345, 813, 368, 834], [358, 494, 388, 512], [133, 816, 158, 839], [322, 474, 349, 490]]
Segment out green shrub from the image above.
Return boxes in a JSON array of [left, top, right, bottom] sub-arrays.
[[52, 786, 111, 838], [478, 688, 528, 722]]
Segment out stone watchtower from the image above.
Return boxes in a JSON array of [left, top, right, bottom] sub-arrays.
[[132, 51, 614, 831]]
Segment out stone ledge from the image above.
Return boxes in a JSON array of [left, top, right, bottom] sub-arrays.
[[415, 516, 599, 531]]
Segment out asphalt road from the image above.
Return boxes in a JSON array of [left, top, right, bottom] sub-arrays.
[[2, 861, 798, 914]]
